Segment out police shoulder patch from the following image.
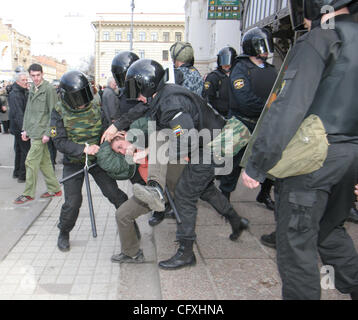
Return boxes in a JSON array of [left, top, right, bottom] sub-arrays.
[[204, 81, 211, 90], [234, 79, 245, 90], [50, 127, 57, 137], [172, 125, 184, 137]]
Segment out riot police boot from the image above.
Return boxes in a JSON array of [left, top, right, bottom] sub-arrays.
[[347, 207, 358, 224], [148, 204, 173, 227], [57, 231, 70, 252], [256, 191, 275, 211], [260, 231, 276, 249], [224, 210, 249, 241], [158, 240, 196, 270], [133, 180, 165, 212]]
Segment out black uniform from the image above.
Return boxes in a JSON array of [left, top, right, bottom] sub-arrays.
[[8, 82, 31, 181], [202, 69, 231, 117], [150, 83, 243, 241], [245, 15, 358, 299], [219, 56, 277, 196]]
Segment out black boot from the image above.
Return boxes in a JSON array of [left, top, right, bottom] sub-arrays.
[[260, 231, 276, 249], [256, 191, 275, 211], [148, 204, 173, 227], [57, 231, 70, 252], [224, 210, 249, 241], [158, 240, 196, 270]]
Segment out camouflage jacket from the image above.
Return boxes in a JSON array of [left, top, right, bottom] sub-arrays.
[[51, 101, 102, 165], [177, 64, 204, 97]]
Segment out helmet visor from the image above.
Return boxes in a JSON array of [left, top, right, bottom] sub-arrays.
[[113, 72, 125, 88], [252, 38, 269, 55], [63, 86, 93, 109], [125, 77, 141, 100], [289, 0, 305, 30], [218, 53, 233, 66]]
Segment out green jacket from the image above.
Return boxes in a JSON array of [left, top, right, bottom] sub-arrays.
[[23, 80, 58, 139]]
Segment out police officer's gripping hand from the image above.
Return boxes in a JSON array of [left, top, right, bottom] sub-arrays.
[[84, 145, 100, 156], [355, 185, 358, 202], [242, 170, 260, 189], [101, 124, 119, 144]]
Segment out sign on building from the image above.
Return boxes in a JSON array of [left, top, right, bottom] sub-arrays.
[[207, 0, 241, 20]]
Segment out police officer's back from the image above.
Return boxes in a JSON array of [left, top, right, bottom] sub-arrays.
[[169, 42, 204, 96]]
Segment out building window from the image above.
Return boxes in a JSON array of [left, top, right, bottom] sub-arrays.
[[162, 50, 169, 61], [163, 32, 170, 42], [103, 31, 110, 41], [151, 32, 158, 41], [175, 32, 182, 42], [139, 32, 146, 41], [139, 50, 145, 59], [127, 32, 132, 41], [115, 32, 122, 41]]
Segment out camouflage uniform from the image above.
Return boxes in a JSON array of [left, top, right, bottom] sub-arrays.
[[51, 101, 128, 233], [177, 64, 204, 96]]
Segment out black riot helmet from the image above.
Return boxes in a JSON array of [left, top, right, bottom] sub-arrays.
[[217, 47, 237, 69], [242, 27, 274, 57], [289, 0, 355, 30], [59, 70, 93, 110], [111, 51, 139, 88], [125, 59, 168, 99]]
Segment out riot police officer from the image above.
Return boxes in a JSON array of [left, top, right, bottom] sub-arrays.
[[219, 27, 277, 210], [125, 59, 249, 270], [169, 41, 204, 96], [202, 46, 237, 118], [51, 71, 128, 252], [242, 0, 358, 300]]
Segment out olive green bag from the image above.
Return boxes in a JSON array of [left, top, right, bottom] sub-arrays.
[[268, 114, 329, 179], [208, 116, 251, 158]]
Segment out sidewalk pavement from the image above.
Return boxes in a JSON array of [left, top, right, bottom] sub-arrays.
[[0, 133, 356, 300]]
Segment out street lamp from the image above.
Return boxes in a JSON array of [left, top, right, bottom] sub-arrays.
[[130, 0, 135, 51]]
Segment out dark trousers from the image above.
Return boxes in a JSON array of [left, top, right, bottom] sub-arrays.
[[48, 138, 57, 167], [1, 120, 9, 133], [219, 145, 273, 196], [275, 142, 358, 300], [174, 162, 238, 241], [58, 163, 128, 233], [13, 134, 31, 180]]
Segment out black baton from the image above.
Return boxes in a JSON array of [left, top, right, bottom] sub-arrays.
[[59, 163, 97, 184], [83, 165, 97, 238], [165, 186, 182, 225]]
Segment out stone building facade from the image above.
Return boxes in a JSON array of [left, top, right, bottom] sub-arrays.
[[91, 13, 185, 86]]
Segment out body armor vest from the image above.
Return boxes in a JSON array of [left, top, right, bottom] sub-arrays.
[[55, 101, 102, 164], [307, 20, 358, 136]]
